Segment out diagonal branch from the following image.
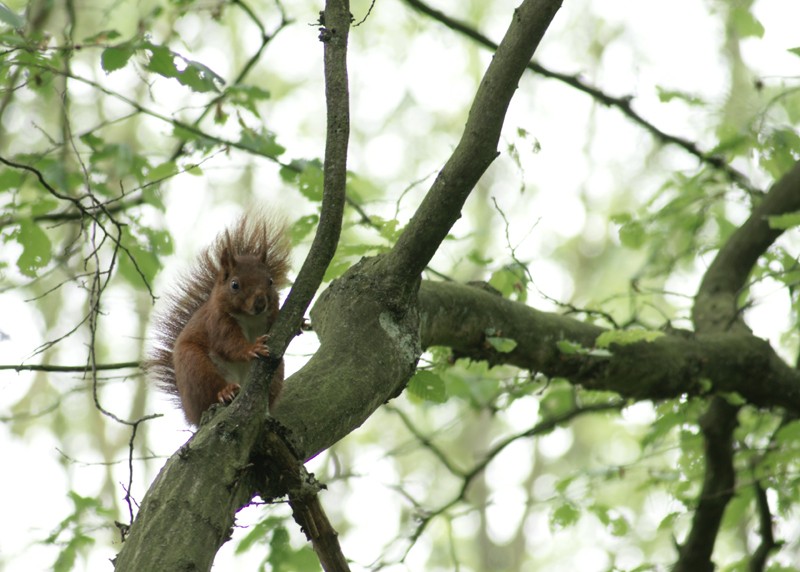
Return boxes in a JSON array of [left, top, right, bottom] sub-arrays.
[[693, 160, 800, 332], [385, 0, 563, 282]]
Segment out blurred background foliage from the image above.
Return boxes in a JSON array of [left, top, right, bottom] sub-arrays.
[[1, 0, 800, 570]]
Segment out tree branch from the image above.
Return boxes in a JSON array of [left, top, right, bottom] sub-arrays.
[[385, 0, 563, 282], [749, 479, 777, 572], [693, 160, 800, 332], [673, 154, 800, 572], [115, 0, 352, 568], [402, 0, 759, 195], [417, 280, 800, 411], [673, 397, 737, 572], [272, 0, 563, 461]]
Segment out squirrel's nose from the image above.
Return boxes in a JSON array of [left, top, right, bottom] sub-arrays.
[[252, 296, 267, 314]]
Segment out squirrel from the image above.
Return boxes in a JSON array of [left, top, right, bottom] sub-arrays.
[[146, 212, 291, 426]]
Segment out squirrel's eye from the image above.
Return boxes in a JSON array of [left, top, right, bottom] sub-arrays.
[[230, 279, 240, 291]]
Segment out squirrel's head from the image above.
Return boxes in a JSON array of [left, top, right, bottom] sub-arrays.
[[218, 247, 275, 316]]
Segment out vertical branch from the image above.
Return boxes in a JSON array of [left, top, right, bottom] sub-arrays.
[[258, 0, 351, 355], [673, 397, 737, 572], [676, 162, 800, 570], [749, 480, 776, 572]]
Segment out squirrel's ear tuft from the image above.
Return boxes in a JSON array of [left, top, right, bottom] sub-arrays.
[[219, 245, 235, 277]]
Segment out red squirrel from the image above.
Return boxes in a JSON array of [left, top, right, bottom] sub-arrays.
[[147, 213, 291, 426]]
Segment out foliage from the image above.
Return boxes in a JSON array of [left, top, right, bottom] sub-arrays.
[[1, 0, 800, 571]]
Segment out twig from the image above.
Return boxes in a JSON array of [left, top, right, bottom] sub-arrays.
[[401, 0, 760, 196]]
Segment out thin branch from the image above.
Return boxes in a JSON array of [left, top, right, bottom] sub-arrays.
[[0, 361, 140, 372], [229, 1, 353, 570], [401, 0, 759, 196], [387, 405, 465, 477], [382, 402, 621, 567], [22, 63, 294, 171], [0, 155, 155, 299], [749, 479, 777, 572], [169, 2, 291, 160]]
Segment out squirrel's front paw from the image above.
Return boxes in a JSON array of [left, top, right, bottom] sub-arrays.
[[247, 334, 270, 359], [217, 383, 241, 404]]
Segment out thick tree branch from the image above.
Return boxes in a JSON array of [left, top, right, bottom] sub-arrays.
[[273, 0, 563, 460], [693, 160, 800, 332], [116, 1, 351, 569], [385, 0, 563, 282], [673, 397, 737, 572], [418, 281, 800, 411], [675, 160, 800, 572]]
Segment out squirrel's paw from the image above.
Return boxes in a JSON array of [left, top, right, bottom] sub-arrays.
[[217, 383, 241, 404], [247, 334, 271, 359]]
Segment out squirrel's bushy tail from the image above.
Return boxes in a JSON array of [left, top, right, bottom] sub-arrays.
[[144, 211, 291, 398]]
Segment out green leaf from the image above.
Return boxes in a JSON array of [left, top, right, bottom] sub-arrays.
[[0, 167, 23, 191], [101, 44, 134, 73], [489, 263, 529, 301], [721, 392, 746, 406], [236, 516, 282, 554], [618, 220, 646, 249], [178, 59, 224, 93], [0, 31, 27, 46], [539, 380, 575, 417], [407, 370, 447, 403], [486, 336, 518, 353], [268, 525, 321, 572], [297, 163, 324, 201], [775, 420, 800, 446], [550, 501, 580, 530], [768, 211, 800, 230], [145, 160, 179, 182], [146, 45, 179, 78], [30, 198, 59, 216], [290, 214, 319, 244], [759, 128, 800, 179], [731, 7, 764, 39], [595, 329, 664, 348], [238, 128, 285, 158], [556, 339, 587, 355], [52, 534, 94, 572], [656, 86, 704, 106], [789, 47, 800, 58], [118, 225, 169, 287], [658, 511, 681, 532], [0, 3, 25, 29], [591, 504, 629, 536], [225, 84, 271, 116], [172, 125, 217, 152], [14, 219, 52, 276]]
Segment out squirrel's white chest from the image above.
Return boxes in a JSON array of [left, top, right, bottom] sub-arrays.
[[211, 312, 269, 385], [234, 312, 267, 343]]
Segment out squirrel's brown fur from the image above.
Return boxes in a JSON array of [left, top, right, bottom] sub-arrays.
[[146, 212, 291, 426]]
